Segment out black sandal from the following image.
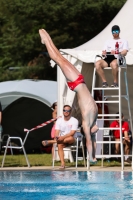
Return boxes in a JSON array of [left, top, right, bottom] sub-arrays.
[[42, 140, 48, 146]]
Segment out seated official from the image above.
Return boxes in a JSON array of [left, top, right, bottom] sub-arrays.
[[42, 105, 78, 168], [95, 25, 128, 88], [110, 112, 131, 164]]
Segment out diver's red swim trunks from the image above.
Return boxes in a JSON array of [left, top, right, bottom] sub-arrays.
[[67, 74, 85, 91]]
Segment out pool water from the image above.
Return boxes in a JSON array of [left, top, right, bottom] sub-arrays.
[[0, 170, 133, 200]]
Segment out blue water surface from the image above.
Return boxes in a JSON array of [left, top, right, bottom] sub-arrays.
[[0, 170, 133, 200]]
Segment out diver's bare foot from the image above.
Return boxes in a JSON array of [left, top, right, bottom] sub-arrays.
[[39, 29, 51, 44], [91, 125, 99, 134], [39, 29, 47, 44]]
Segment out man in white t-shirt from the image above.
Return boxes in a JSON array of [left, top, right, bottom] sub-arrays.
[[95, 25, 129, 87], [42, 105, 78, 168], [55, 105, 78, 168]]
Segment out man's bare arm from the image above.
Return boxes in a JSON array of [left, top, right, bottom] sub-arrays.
[[120, 49, 128, 56], [110, 49, 128, 56], [102, 50, 106, 55], [57, 130, 76, 142], [124, 131, 130, 142], [55, 129, 60, 138], [62, 130, 76, 139]]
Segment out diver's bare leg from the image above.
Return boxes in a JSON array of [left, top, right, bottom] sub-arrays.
[[39, 29, 80, 81]]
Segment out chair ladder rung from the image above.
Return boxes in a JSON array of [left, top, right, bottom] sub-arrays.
[[95, 101, 119, 103], [98, 114, 119, 117], [93, 87, 119, 90]]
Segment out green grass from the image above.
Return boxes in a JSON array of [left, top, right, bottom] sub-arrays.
[[0, 154, 52, 167], [0, 153, 125, 168]]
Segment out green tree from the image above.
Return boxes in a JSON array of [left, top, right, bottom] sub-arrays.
[[0, 0, 126, 80]]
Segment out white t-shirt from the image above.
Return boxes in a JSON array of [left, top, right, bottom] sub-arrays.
[[55, 117, 78, 136], [103, 38, 129, 53]]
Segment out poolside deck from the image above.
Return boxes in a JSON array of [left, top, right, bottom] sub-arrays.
[[0, 165, 132, 171]]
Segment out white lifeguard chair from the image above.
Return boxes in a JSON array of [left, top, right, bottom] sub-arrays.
[[89, 54, 133, 170]]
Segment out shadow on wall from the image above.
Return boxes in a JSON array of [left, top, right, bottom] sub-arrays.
[[2, 97, 53, 153]]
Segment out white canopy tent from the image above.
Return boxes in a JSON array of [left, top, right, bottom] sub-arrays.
[[0, 80, 57, 152], [0, 80, 57, 110], [56, 0, 133, 122]]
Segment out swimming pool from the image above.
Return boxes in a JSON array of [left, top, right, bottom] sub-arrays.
[[0, 170, 133, 200]]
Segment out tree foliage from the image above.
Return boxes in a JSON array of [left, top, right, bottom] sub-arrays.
[[0, 0, 126, 81]]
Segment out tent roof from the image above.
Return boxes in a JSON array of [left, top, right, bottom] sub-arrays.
[[0, 79, 57, 109], [60, 0, 133, 65]]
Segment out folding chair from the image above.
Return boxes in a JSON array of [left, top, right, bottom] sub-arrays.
[[1, 131, 30, 168], [0, 134, 13, 155], [52, 131, 86, 168], [1, 117, 60, 168]]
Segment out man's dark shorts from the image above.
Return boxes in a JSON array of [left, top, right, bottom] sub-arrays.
[[103, 55, 117, 67]]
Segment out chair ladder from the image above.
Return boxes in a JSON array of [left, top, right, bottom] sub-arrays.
[[88, 62, 133, 170]]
